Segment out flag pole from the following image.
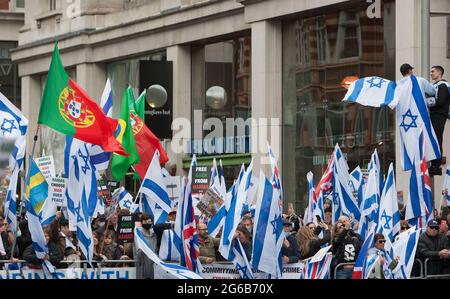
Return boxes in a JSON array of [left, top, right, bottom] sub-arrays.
[[10, 125, 41, 261]]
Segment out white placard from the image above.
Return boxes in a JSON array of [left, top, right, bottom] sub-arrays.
[[310, 245, 332, 263], [48, 177, 67, 207], [35, 155, 56, 182]]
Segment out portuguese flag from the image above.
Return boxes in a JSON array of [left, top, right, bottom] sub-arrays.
[[38, 43, 127, 155], [111, 87, 140, 181]]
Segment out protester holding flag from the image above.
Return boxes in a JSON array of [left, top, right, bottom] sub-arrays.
[[365, 233, 400, 279], [331, 216, 362, 279], [22, 227, 64, 270], [416, 219, 450, 275], [133, 214, 158, 279], [233, 225, 252, 261]]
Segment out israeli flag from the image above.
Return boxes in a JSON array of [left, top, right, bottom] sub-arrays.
[[100, 78, 113, 117], [268, 144, 282, 198], [350, 166, 365, 208], [141, 193, 168, 225], [66, 153, 94, 265], [1, 91, 28, 233], [443, 166, 450, 207], [352, 223, 376, 279], [377, 163, 401, 241], [342, 76, 398, 108], [333, 145, 361, 221], [159, 229, 180, 262], [64, 137, 99, 219], [251, 171, 284, 278], [210, 158, 227, 200], [358, 151, 381, 240], [396, 75, 440, 171], [232, 239, 254, 279], [139, 150, 172, 213], [219, 160, 253, 260], [393, 226, 421, 279], [207, 183, 234, 237], [114, 187, 134, 210], [134, 227, 202, 279]]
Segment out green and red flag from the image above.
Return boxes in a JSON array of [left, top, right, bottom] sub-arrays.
[[38, 43, 127, 155], [111, 87, 140, 181]]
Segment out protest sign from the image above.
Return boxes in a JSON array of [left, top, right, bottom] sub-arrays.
[[117, 214, 135, 245], [97, 177, 113, 206], [165, 175, 181, 203], [35, 155, 56, 182], [196, 187, 224, 218], [48, 177, 67, 207], [191, 166, 210, 197]]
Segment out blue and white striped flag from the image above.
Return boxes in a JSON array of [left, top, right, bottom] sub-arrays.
[[134, 227, 202, 279], [393, 226, 420, 279], [396, 75, 441, 171], [232, 239, 254, 279], [141, 193, 168, 225], [333, 145, 361, 221], [342, 76, 398, 108], [251, 171, 284, 278], [377, 163, 401, 241], [66, 152, 94, 264], [219, 160, 253, 260], [139, 150, 172, 214], [24, 197, 56, 275], [1, 91, 28, 233], [113, 186, 134, 210], [350, 166, 365, 209], [358, 151, 381, 240], [64, 137, 99, 219], [159, 229, 180, 262], [303, 172, 315, 224], [352, 223, 376, 279]]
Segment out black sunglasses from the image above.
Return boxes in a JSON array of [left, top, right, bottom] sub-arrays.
[[429, 226, 439, 230], [377, 240, 386, 244], [401, 226, 408, 230]]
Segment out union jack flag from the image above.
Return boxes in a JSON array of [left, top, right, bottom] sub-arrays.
[[301, 253, 333, 279], [314, 151, 335, 199]]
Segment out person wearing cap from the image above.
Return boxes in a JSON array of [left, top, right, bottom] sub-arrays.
[[281, 219, 301, 264], [416, 219, 450, 275], [428, 65, 450, 175]]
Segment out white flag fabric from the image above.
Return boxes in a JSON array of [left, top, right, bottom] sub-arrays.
[[342, 76, 398, 108], [139, 150, 172, 214], [251, 171, 284, 278], [159, 229, 181, 262], [134, 227, 202, 279], [232, 239, 254, 279], [377, 163, 401, 241], [393, 226, 421, 279], [395, 75, 440, 171]]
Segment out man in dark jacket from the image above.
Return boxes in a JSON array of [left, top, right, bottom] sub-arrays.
[[17, 220, 32, 259], [281, 219, 301, 264], [429, 66, 450, 175], [416, 219, 450, 275], [198, 222, 220, 264], [331, 216, 362, 279]]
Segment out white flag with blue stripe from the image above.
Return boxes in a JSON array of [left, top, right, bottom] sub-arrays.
[[251, 171, 284, 278], [342, 76, 398, 108], [304, 172, 315, 224], [333, 145, 361, 221], [139, 150, 172, 214], [141, 193, 168, 225], [350, 166, 365, 209], [219, 160, 253, 260], [393, 226, 420, 279], [1, 91, 28, 233], [113, 186, 134, 210], [232, 239, 254, 279], [396, 75, 440, 171], [134, 227, 202, 279], [377, 163, 401, 241], [159, 229, 180, 262], [358, 151, 381, 240], [66, 152, 94, 264]]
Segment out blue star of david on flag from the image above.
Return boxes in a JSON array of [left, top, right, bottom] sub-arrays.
[[332, 191, 339, 206], [74, 204, 83, 223], [367, 77, 386, 88], [1, 118, 17, 135], [400, 109, 418, 132], [270, 214, 282, 234], [236, 263, 250, 279], [380, 210, 392, 229], [78, 149, 90, 174]]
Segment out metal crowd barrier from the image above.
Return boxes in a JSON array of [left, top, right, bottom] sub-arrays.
[[424, 258, 450, 279], [333, 262, 355, 279], [410, 259, 424, 279]]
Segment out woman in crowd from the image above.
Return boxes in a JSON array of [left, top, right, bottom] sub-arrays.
[[101, 230, 123, 267], [296, 220, 331, 260], [366, 233, 400, 279], [23, 227, 64, 269]]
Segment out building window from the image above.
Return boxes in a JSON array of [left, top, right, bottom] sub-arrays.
[[282, 1, 395, 213], [49, 0, 57, 11], [0, 41, 20, 107], [15, 0, 25, 9]]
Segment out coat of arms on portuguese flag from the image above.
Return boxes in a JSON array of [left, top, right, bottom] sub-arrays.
[[38, 43, 127, 156]]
